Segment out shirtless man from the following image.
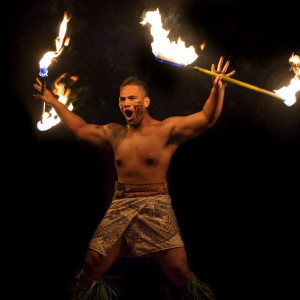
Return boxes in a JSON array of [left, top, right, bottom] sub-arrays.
[[33, 56, 235, 300]]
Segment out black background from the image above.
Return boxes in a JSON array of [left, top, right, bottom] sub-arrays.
[[5, 0, 299, 299]]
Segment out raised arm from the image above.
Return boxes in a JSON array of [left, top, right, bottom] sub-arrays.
[[170, 57, 235, 142], [33, 77, 110, 147]]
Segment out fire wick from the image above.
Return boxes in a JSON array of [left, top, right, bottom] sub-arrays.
[[39, 67, 48, 123]]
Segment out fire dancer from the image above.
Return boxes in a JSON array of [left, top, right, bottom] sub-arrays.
[[33, 56, 235, 300]]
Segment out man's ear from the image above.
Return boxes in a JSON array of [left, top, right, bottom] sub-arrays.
[[144, 97, 150, 108]]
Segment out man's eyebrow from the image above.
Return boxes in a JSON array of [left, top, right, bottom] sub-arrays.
[[119, 95, 137, 100]]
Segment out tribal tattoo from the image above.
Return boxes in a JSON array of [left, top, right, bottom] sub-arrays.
[[107, 124, 128, 150]]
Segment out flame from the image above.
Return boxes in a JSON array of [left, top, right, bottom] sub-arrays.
[[274, 53, 300, 107], [200, 42, 206, 51], [37, 73, 78, 131], [39, 12, 70, 77], [289, 53, 300, 79], [140, 8, 198, 66]]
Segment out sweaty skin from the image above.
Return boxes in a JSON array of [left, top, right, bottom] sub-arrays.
[[33, 57, 235, 185]]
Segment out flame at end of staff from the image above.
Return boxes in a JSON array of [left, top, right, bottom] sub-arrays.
[[274, 53, 300, 107], [140, 8, 199, 67], [155, 56, 186, 68], [39, 12, 70, 78], [37, 73, 78, 131], [289, 53, 300, 79]]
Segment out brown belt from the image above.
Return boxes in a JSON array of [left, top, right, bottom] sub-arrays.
[[114, 181, 168, 198]]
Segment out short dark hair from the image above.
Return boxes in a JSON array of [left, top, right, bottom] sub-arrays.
[[120, 76, 148, 96]]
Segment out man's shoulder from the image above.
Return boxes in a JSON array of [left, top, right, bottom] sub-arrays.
[[105, 122, 126, 130], [160, 116, 182, 126]]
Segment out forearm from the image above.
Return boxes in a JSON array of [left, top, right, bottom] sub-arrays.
[[201, 57, 233, 125], [34, 78, 87, 134], [171, 85, 225, 139], [202, 85, 225, 126], [52, 100, 87, 134], [169, 57, 233, 141], [33, 78, 108, 146]]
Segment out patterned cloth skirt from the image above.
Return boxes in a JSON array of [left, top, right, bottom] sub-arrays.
[[88, 182, 185, 256]]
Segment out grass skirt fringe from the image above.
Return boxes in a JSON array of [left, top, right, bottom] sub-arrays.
[[181, 273, 215, 300], [72, 271, 120, 300]]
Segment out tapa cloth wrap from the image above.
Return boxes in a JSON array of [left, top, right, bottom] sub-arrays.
[[88, 181, 185, 257]]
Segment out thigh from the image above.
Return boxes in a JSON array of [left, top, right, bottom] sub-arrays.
[[151, 247, 191, 286], [151, 247, 189, 268], [85, 234, 129, 277]]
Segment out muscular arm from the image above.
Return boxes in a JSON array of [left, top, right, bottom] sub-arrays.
[[33, 78, 110, 147], [170, 57, 235, 143]]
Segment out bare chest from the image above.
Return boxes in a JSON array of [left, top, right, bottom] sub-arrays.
[[114, 126, 174, 166], [116, 132, 164, 159]]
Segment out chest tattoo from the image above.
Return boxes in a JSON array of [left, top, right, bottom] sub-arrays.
[[108, 125, 128, 150]]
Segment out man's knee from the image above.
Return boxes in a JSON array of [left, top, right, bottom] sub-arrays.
[[83, 247, 121, 280], [84, 249, 103, 269]]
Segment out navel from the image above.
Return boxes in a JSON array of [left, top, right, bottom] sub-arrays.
[[124, 171, 134, 177], [146, 158, 156, 166]]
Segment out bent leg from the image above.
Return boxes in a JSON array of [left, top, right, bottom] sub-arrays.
[[152, 247, 215, 300], [79, 234, 129, 287], [73, 235, 129, 300], [152, 247, 192, 286]]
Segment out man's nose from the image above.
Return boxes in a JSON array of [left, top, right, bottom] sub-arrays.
[[123, 99, 132, 106]]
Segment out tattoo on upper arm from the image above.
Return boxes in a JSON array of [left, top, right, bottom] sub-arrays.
[[107, 124, 127, 150], [92, 125, 107, 144]]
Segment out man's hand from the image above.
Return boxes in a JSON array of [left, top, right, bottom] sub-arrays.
[[33, 77, 58, 106], [211, 56, 235, 90]]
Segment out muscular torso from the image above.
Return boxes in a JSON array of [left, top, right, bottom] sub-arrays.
[[107, 120, 178, 184]]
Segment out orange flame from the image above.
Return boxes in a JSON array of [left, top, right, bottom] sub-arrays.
[[38, 12, 71, 131], [37, 73, 78, 131], [274, 53, 300, 106], [140, 8, 198, 66], [200, 42, 206, 51], [39, 12, 70, 76]]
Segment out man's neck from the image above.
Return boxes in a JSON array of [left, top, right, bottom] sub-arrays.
[[129, 111, 156, 129]]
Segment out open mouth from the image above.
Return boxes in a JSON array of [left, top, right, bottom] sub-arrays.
[[124, 110, 133, 118]]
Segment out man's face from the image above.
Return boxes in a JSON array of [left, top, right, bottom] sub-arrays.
[[119, 85, 149, 126]]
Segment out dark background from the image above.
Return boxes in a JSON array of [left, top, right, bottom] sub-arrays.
[[5, 0, 299, 299]]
